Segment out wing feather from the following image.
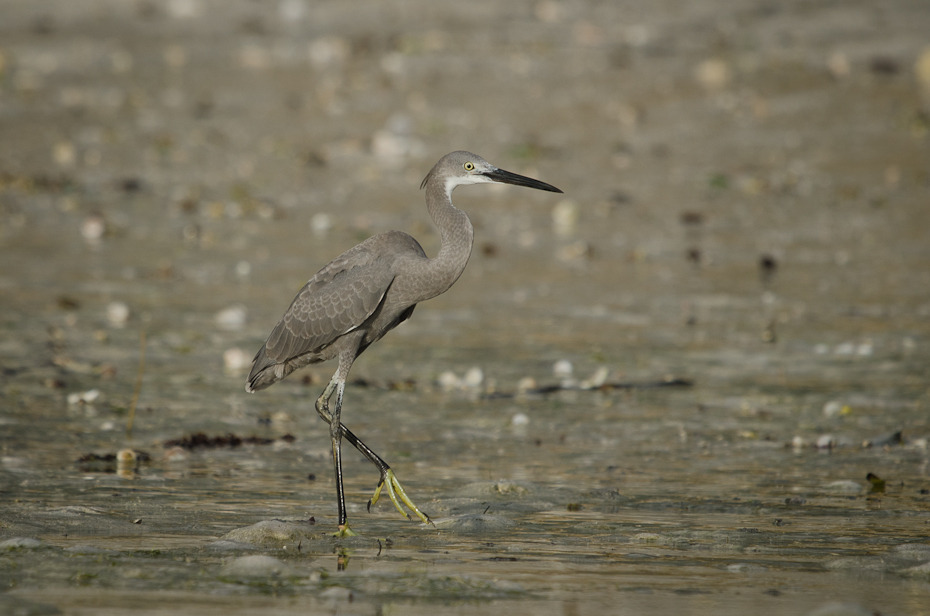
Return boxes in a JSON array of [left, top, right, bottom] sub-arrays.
[[265, 245, 395, 362], [246, 231, 426, 391]]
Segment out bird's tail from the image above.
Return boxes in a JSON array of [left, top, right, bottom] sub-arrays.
[[245, 346, 277, 392]]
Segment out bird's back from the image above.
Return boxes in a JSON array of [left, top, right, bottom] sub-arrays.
[[246, 231, 427, 392]]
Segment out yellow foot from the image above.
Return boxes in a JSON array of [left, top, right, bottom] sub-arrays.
[[368, 469, 432, 525], [332, 524, 357, 537]]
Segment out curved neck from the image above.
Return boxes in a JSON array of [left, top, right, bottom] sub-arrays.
[[420, 179, 475, 300]]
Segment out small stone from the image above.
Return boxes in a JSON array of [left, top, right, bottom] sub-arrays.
[[826, 52, 851, 79], [552, 200, 579, 236], [234, 261, 252, 279], [437, 371, 461, 391], [308, 36, 350, 68], [0, 537, 43, 550], [223, 347, 251, 372], [53, 141, 76, 167], [580, 366, 609, 389], [516, 376, 537, 393], [215, 305, 247, 331], [221, 555, 296, 578], [822, 400, 850, 418], [462, 366, 483, 388], [81, 214, 106, 242], [167, 0, 201, 19], [695, 58, 731, 90], [432, 514, 516, 532], [221, 519, 316, 548], [553, 359, 573, 379], [806, 602, 876, 616], [917, 46, 930, 108], [106, 301, 130, 327], [319, 587, 354, 602], [823, 480, 861, 495], [67, 389, 100, 405], [311, 213, 332, 236], [553, 359, 576, 388]]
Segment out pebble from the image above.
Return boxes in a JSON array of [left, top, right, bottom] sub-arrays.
[[221, 555, 296, 579], [278, 0, 307, 24], [223, 347, 251, 372], [234, 260, 252, 279], [215, 304, 247, 331], [308, 36, 350, 68], [822, 400, 850, 418], [437, 366, 483, 391], [553, 359, 573, 379], [67, 389, 100, 405], [206, 539, 255, 552], [167, 0, 201, 19], [221, 519, 315, 548], [106, 301, 130, 327], [432, 513, 516, 532], [915, 46, 930, 107], [826, 51, 851, 79], [0, 537, 43, 550], [437, 371, 461, 391], [80, 214, 106, 242], [311, 212, 332, 236], [580, 366, 609, 389], [163, 446, 188, 462], [53, 141, 76, 167], [516, 376, 537, 393], [319, 587, 354, 602], [553, 359, 576, 388], [551, 200, 579, 236], [694, 58, 731, 90], [462, 366, 483, 388], [806, 602, 875, 616], [371, 114, 424, 162], [726, 562, 768, 573], [900, 561, 930, 578], [556, 240, 592, 264], [823, 480, 861, 495]]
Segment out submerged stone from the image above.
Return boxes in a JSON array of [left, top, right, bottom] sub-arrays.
[[0, 537, 43, 550], [221, 555, 297, 579], [433, 514, 516, 532], [221, 519, 318, 548]]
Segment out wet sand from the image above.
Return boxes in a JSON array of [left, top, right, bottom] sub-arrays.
[[1, 1, 929, 614]]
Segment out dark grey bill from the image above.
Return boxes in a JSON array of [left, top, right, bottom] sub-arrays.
[[483, 168, 563, 193]]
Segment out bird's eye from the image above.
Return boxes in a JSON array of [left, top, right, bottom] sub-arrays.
[[463, 162, 475, 171]]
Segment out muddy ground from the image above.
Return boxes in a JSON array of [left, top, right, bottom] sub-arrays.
[[1, 1, 929, 614]]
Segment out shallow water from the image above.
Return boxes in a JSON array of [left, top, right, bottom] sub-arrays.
[[2, 0, 930, 614]]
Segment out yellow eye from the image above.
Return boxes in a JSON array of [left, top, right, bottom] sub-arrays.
[[464, 162, 475, 171]]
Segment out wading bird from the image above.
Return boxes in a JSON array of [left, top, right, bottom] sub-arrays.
[[246, 151, 562, 535]]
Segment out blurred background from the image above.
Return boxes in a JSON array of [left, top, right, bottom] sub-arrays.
[[1, 1, 929, 614]]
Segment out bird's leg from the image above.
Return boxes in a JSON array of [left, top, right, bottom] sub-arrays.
[[315, 380, 431, 527], [317, 379, 355, 537]]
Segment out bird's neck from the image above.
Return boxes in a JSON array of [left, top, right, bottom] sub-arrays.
[[422, 183, 475, 299]]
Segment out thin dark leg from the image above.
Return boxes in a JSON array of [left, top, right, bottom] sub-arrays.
[[315, 377, 430, 527], [328, 381, 350, 531], [340, 425, 390, 475], [315, 380, 391, 475]]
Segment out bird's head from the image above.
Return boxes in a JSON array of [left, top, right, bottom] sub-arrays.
[[421, 151, 563, 197]]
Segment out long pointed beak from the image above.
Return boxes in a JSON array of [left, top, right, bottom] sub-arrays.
[[482, 168, 563, 193]]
